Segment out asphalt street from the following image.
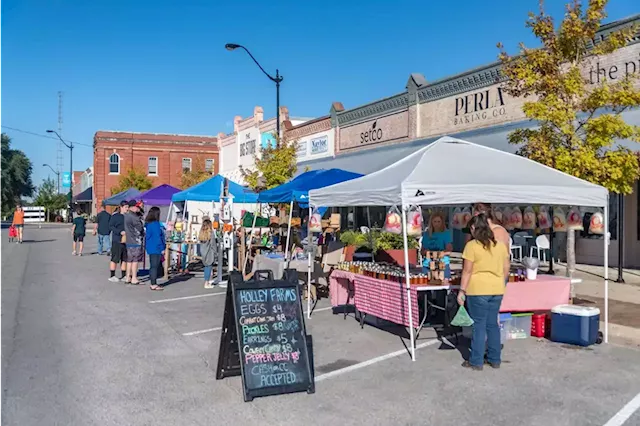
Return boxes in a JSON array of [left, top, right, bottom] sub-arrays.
[[2, 225, 640, 426]]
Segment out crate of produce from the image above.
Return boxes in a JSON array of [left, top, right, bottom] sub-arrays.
[[550, 305, 600, 346]]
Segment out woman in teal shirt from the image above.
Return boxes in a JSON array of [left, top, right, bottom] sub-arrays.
[[422, 211, 453, 280]]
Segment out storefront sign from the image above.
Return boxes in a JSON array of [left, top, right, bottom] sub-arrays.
[[240, 132, 257, 157], [296, 140, 307, 158], [454, 87, 507, 126], [310, 136, 328, 154], [339, 111, 409, 150]]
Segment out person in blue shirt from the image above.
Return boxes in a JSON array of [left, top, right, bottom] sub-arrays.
[[145, 206, 166, 291], [422, 211, 453, 281]]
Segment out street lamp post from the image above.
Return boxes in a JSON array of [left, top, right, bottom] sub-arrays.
[[43, 163, 61, 194], [46, 130, 73, 222], [225, 43, 284, 137]]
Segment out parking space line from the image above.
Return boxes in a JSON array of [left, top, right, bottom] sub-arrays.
[[182, 327, 222, 336], [148, 292, 226, 304], [315, 339, 439, 382], [604, 392, 640, 426], [181, 306, 334, 337]]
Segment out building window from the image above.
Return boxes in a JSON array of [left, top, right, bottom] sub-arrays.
[[109, 153, 120, 174], [148, 157, 158, 176], [205, 158, 214, 173], [182, 158, 192, 172]]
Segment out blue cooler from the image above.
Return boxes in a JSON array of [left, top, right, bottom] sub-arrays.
[[550, 305, 600, 346]]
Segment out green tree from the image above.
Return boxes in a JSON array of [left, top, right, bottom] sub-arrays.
[[1, 133, 35, 215], [498, 0, 640, 280], [110, 167, 153, 195], [180, 155, 214, 189], [34, 177, 68, 221], [241, 132, 297, 191]]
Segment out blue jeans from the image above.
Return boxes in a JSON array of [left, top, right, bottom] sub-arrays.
[[98, 234, 111, 254], [466, 295, 503, 367], [204, 265, 213, 281]]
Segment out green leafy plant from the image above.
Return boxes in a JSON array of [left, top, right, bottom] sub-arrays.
[[374, 232, 419, 251], [497, 0, 640, 279], [110, 167, 153, 195], [339, 230, 368, 247], [242, 132, 298, 191]]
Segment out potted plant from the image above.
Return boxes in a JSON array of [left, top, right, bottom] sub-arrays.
[[374, 232, 419, 267], [339, 230, 369, 261]]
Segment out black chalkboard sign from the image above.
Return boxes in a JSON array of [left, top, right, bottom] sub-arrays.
[[216, 270, 315, 402]]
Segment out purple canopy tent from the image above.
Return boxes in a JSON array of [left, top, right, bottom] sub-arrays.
[[139, 184, 180, 206]]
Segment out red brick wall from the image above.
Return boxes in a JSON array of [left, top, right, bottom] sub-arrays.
[[93, 131, 219, 208]]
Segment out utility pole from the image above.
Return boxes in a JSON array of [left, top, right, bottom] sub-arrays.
[[56, 92, 64, 194]]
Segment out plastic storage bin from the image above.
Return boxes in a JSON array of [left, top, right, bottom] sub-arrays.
[[550, 305, 600, 346], [507, 313, 532, 339], [499, 313, 512, 343]]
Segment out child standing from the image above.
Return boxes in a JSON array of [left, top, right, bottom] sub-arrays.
[[72, 208, 87, 256]]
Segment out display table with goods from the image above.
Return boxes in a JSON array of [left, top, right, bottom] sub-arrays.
[[332, 261, 461, 338]]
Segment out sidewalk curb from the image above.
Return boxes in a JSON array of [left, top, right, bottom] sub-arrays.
[[602, 321, 640, 348]]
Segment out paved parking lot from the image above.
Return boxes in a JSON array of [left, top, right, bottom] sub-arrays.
[[2, 226, 640, 426]]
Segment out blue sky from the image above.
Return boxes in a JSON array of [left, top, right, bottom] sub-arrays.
[[2, 0, 637, 186]]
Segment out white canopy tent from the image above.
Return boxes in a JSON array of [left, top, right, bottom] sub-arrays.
[[309, 136, 610, 360]]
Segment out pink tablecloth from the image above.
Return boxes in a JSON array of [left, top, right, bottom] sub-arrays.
[[353, 275, 420, 328], [500, 275, 571, 312], [329, 270, 358, 307]]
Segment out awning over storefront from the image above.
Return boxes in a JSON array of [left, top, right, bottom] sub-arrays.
[[73, 187, 92, 203], [309, 136, 609, 208]]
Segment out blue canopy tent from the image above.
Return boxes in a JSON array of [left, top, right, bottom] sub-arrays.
[[254, 169, 364, 317], [257, 168, 363, 205], [172, 175, 258, 203], [103, 188, 141, 206]]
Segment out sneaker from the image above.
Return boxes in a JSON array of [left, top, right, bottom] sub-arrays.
[[217, 281, 227, 289], [108, 276, 120, 282], [204, 281, 213, 289], [484, 359, 501, 369], [72, 251, 76, 256]]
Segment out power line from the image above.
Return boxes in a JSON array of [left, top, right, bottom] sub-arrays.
[[0, 125, 93, 147]]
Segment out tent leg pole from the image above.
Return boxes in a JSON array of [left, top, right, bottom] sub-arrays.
[[285, 200, 293, 261], [307, 207, 312, 319], [604, 197, 609, 344], [243, 203, 260, 276], [402, 206, 416, 361]]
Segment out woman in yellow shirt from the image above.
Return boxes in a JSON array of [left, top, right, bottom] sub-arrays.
[[457, 213, 510, 370]]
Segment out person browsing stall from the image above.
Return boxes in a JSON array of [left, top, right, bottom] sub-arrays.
[[94, 202, 112, 255], [108, 201, 128, 282], [458, 214, 510, 371], [145, 206, 166, 291], [124, 200, 144, 285]]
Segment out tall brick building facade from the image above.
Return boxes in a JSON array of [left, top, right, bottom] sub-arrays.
[[93, 131, 219, 208]]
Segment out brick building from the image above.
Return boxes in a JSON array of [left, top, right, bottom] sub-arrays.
[[93, 131, 219, 208]]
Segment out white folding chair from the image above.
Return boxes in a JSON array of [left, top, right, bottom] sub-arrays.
[[510, 236, 523, 261], [530, 235, 550, 262]]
